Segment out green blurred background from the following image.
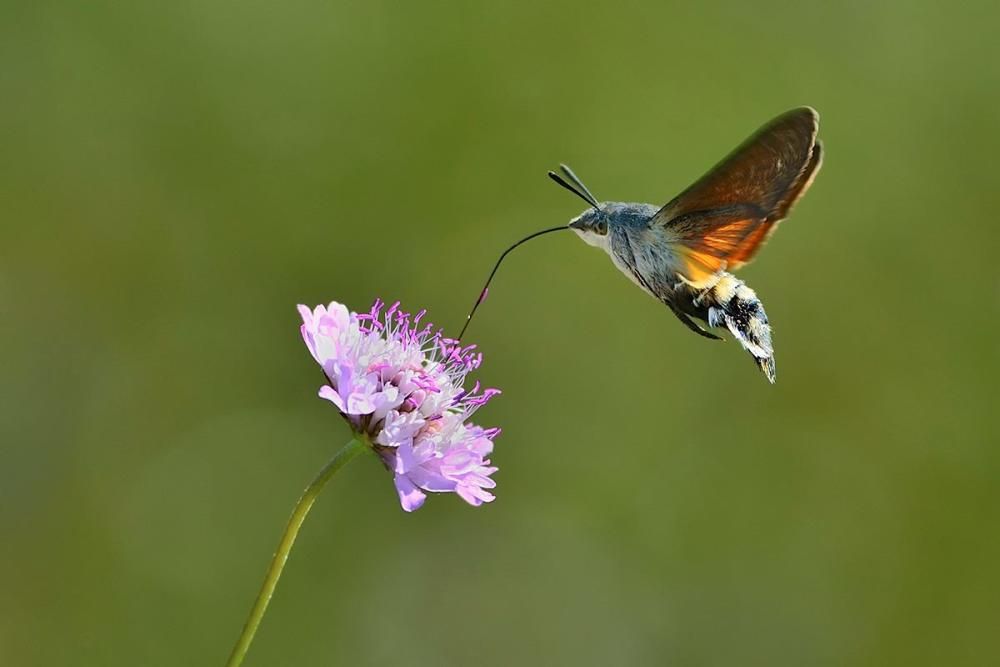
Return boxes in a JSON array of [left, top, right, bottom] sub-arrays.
[[2, 1, 998, 665]]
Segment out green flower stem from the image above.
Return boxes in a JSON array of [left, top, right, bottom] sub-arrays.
[[224, 435, 369, 667]]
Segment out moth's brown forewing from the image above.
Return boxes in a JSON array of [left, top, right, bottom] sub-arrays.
[[655, 107, 823, 283]]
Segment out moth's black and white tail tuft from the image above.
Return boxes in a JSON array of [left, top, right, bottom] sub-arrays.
[[703, 276, 776, 383]]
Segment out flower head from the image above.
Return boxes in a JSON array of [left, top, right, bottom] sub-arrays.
[[298, 299, 501, 511]]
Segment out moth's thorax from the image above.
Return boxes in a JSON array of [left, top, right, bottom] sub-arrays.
[[603, 201, 661, 224], [620, 226, 687, 296]]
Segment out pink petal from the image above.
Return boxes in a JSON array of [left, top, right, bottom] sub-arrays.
[[393, 441, 420, 474], [346, 392, 377, 414], [318, 385, 346, 412], [407, 466, 455, 493], [394, 474, 426, 512], [456, 484, 495, 506], [297, 304, 315, 327]]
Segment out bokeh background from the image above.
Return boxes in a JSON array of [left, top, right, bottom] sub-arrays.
[[2, 1, 998, 665]]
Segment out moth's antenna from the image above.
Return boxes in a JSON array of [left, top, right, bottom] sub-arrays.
[[548, 169, 599, 210], [457, 225, 569, 342], [559, 164, 600, 209]]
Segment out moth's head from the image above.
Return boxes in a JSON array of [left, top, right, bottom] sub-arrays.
[[568, 207, 610, 247], [548, 164, 608, 247]]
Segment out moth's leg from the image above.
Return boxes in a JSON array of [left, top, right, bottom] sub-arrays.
[[674, 276, 720, 309], [688, 284, 721, 309], [665, 300, 722, 340]]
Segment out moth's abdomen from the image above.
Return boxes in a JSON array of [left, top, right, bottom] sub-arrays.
[[698, 275, 776, 383]]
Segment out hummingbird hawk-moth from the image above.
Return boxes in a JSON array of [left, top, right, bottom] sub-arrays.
[[460, 107, 823, 383]]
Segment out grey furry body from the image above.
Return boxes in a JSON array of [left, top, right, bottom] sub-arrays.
[[571, 202, 776, 382]]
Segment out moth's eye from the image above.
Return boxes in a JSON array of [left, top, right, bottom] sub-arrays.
[[595, 219, 608, 236]]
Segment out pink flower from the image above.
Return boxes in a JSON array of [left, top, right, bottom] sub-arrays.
[[298, 299, 501, 512]]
